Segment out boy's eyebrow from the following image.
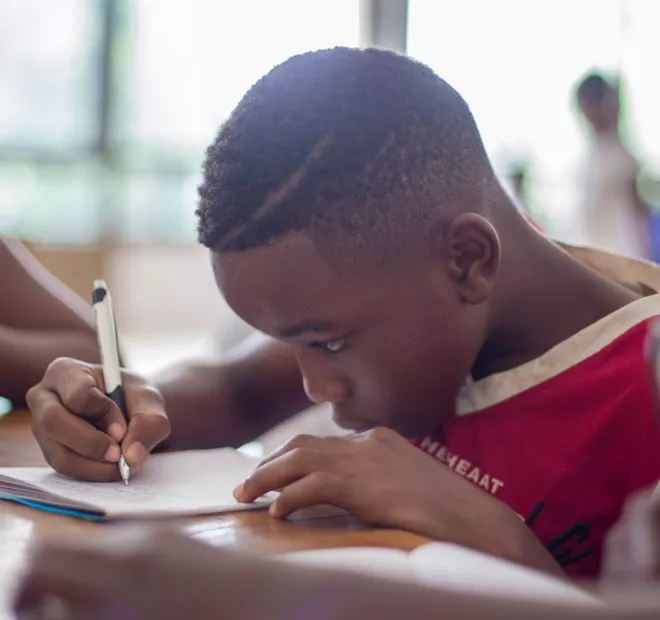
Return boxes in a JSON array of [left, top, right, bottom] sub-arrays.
[[277, 321, 338, 338]]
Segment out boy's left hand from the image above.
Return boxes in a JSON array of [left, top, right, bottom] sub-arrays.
[[236, 428, 555, 570]]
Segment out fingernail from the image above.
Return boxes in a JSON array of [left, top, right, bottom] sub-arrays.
[[124, 442, 147, 466], [268, 503, 280, 517], [233, 483, 245, 501], [107, 423, 126, 442], [104, 444, 121, 462]]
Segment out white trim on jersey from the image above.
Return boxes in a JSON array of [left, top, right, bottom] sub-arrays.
[[456, 243, 660, 417]]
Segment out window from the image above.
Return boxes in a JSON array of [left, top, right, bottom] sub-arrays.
[[0, 0, 359, 244], [407, 0, 660, 236], [0, 0, 101, 154], [0, 0, 103, 241]]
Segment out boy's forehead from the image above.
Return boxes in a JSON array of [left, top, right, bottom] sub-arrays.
[[211, 233, 384, 327], [213, 233, 334, 291]]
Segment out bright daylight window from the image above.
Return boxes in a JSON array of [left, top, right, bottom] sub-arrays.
[[0, 0, 359, 244], [407, 0, 660, 236]]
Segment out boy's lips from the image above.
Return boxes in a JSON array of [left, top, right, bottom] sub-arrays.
[[331, 410, 375, 433]]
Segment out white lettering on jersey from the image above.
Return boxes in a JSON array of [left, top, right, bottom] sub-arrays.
[[416, 437, 504, 496]]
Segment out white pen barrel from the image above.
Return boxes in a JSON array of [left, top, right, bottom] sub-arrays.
[[92, 280, 125, 412], [93, 280, 131, 484]]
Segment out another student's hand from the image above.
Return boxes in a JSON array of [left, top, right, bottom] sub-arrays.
[[235, 428, 557, 571], [603, 487, 660, 582], [13, 527, 261, 620], [13, 526, 599, 620], [26, 357, 171, 481], [15, 526, 402, 620]]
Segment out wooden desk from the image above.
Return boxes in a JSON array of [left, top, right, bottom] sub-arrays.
[[0, 409, 427, 618]]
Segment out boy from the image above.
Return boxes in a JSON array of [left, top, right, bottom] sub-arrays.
[[0, 236, 100, 404], [25, 48, 660, 578]]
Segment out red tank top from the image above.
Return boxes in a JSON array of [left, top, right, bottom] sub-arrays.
[[414, 300, 660, 577]]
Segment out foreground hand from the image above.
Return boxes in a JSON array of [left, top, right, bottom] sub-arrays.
[[14, 527, 625, 620], [15, 527, 424, 620], [26, 357, 171, 481], [235, 428, 552, 568], [14, 528, 256, 620]]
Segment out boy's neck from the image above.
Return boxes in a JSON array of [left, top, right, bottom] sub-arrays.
[[473, 226, 640, 381]]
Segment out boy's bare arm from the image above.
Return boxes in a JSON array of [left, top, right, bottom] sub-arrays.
[[153, 333, 310, 451]]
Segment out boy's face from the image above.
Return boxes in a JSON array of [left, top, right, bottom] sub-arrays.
[[212, 231, 488, 438]]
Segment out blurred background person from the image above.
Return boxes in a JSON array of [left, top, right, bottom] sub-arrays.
[[504, 158, 532, 214], [574, 71, 650, 259]]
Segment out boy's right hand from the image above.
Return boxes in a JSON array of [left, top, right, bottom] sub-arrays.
[[26, 357, 171, 482]]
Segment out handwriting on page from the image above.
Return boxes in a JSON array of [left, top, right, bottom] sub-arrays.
[[44, 477, 168, 500], [40, 474, 215, 514], [0, 448, 265, 517]]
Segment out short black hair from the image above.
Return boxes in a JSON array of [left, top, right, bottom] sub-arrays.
[[197, 47, 493, 265], [575, 71, 616, 104]]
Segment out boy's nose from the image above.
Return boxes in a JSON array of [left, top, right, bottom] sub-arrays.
[[302, 371, 350, 404]]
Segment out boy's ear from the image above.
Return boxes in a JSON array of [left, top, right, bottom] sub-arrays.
[[433, 213, 501, 305]]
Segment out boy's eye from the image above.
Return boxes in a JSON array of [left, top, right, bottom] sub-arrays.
[[312, 338, 346, 353]]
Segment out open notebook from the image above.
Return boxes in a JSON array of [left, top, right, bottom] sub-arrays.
[[0, 448, 270, 520], [280, 544, 600, 606]]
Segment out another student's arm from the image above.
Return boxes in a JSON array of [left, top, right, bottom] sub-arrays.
[[603, 486, 660, 581], [0, 326, 100, 403], [0, 236, 101, 403], [0, 236, 96, 332], [25, 334, 308, 481], [13, 526, 660, 620]]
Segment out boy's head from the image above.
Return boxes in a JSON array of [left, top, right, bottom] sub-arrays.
[[197, 47, 515, 436], [575, 72, 620, 132]]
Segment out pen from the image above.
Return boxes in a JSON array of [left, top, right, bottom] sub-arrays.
[[92, 279, 131, 486]]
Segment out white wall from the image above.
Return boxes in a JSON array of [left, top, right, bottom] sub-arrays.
[[107, 244, 225, 334], [105, 244, 255, 373]]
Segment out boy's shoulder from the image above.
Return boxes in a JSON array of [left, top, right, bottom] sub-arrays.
[[417, 245, 660, 577], [557, 241, 660, 295], [457, 242, 660, 417]]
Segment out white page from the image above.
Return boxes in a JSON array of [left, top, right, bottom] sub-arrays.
[[280, 544, 599, 606], [281, 547, 413, 581], [410, 543, 599, 605], [0, 448, 271, 518]]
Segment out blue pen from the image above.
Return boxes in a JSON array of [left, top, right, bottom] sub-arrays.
[[92, 279, 131, 485]]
